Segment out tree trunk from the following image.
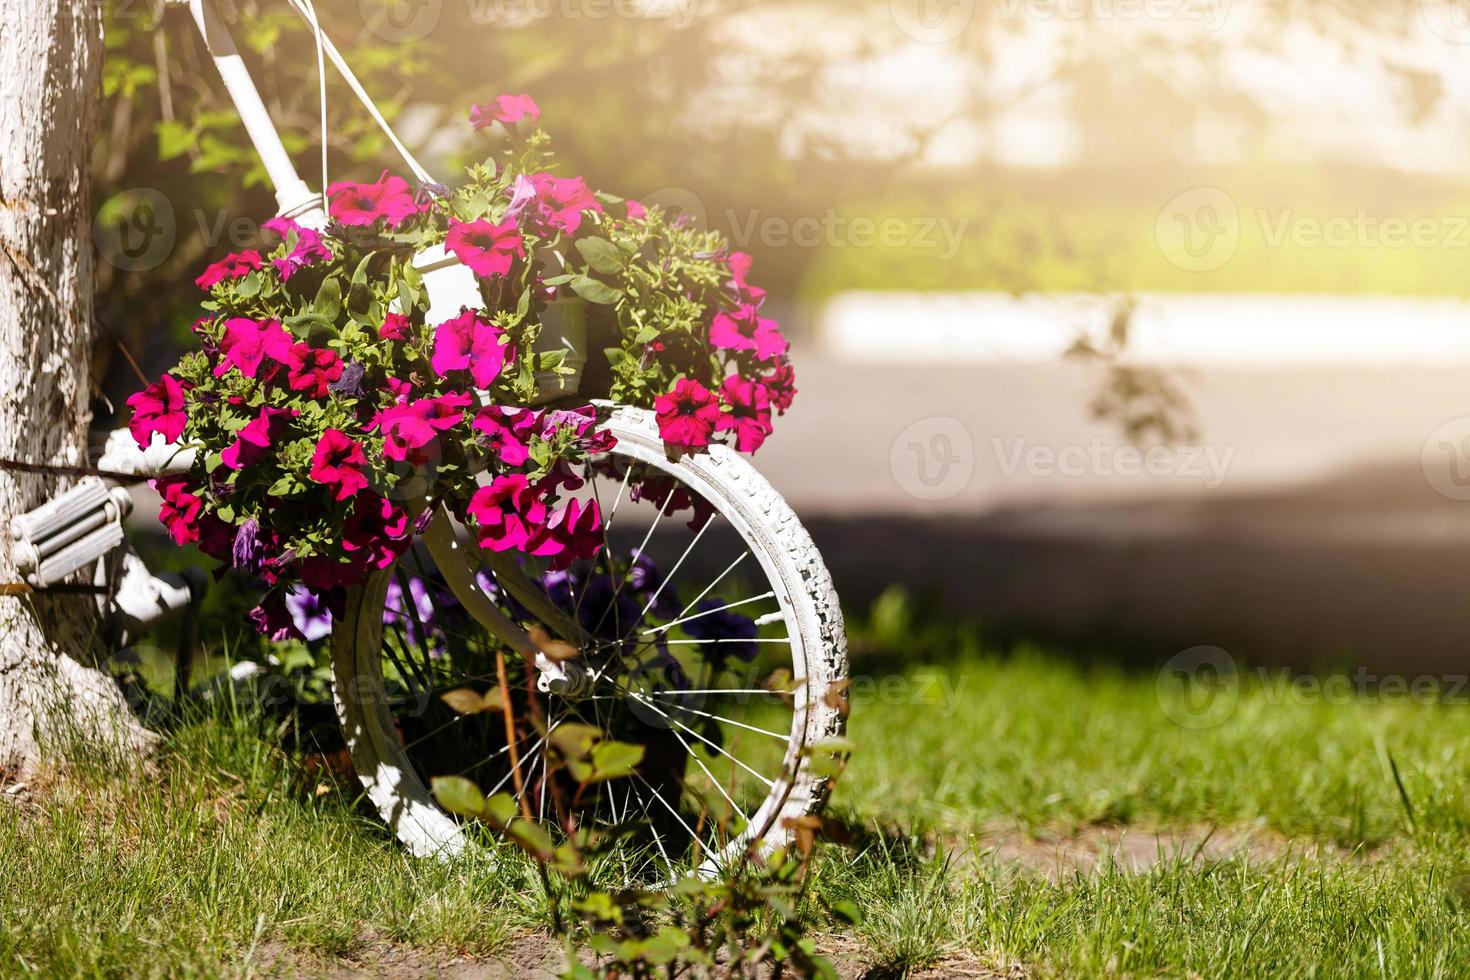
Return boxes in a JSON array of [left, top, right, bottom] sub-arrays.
[[0, 0, 154, 778]]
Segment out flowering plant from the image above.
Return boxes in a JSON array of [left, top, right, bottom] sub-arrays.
[[126, 97, 794, 637]]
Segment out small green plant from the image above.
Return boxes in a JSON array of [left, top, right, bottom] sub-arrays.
[[430, 690, 855, 978]]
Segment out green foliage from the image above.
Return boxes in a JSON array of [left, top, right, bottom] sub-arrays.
[[429, 700, 850, 977]]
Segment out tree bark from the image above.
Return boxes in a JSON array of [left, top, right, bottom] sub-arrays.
[[0, 0, 154, 778]]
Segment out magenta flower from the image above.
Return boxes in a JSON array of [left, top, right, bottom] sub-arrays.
[[195, 250, 262, 290], [310, 428, 370, 501], [625, 199, 647, 220], [762, 358, 797, 414], [716, 376, 774, 453], [214, 317, 293, 380], [221, 406, 297, 470], [525, 172, 602, 235], [327, 171, 423, 228], [384, 376, 413, 402], [528, 497, 603, 570], [445, 217, 524, 279], [708, 304, 788, 361], [249, 594, 304, 642], [654, 378, 721, 452], [154, 476, 203, 547], [263, 217, 332, 281], [379, 312, 413, 341], [126, 374, 188, 449], [341, 492, 412, 571], [471, 404, 540, 466], [725, 251, 767, 307], [286, 344, 344, 398], [469, 94, 540, 129], [466, 474, 548, 552], [431, 309, 513, 387], [370, 392, 471, 463]]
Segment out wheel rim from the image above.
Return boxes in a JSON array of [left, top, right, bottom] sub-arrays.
[[333, 404, 843, 881]]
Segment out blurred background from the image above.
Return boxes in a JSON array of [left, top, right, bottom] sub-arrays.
[[93, 0, 1470, 676]]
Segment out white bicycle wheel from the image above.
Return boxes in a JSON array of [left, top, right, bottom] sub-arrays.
[[331, 404, 848, 879]]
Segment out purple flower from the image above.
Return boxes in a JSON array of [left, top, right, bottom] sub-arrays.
[[682, 599, 758, 662], [285, 587, 333, 642], [330, 360, 366, 398], [232, 518, 264, 572]]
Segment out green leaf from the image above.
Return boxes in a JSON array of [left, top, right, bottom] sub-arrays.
[[568, 275, 622, 306], [507, 819, 555, 861], [430, 776, 486, 818], [313, 276, 343, 319], [588, 741, 644, 783], [155, 120, 196, 161], [574, 236, 623, 275]]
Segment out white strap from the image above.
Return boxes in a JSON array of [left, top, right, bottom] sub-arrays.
[[283, 0, 436, 188]]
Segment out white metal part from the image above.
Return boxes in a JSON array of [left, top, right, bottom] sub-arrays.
[[188, 0, 326, 227], [97, 429, 196, 479], [10, 477, 134, 588], [101, 542, 206, 636]]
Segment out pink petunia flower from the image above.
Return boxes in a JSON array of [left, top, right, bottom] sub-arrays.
[[341, 492, 412, 571], [263, 216, 332, 281], [471, 404, 540, 466], [725, 251, 767, 307], [469, 94, 540, 129], [370, 392, 472, 463], [466, 474, 547, 552], [221, 406, 297, 470], [654, 378, 721, 452], [762, 358, 797, 414], [384, 376, 413, 402], [431, 309, 513, 388], [154, 475, 203, 547], [195, 250, 262, 290], [310, 428, 370, 501], [708, 304, 788, 361], [287, 344, 344, 398], [327, 171, 423, 228], [445, 217, 524, 279], [625, 199, 646, 220], [716, 376, 774, 453], [214, 317, 293, 379], [379, 312, 413, 341], [126, 374, 188, 449], [527, 497, 602, 570], [523, 172, 602, 235]]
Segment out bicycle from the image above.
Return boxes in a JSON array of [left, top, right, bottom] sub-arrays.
[[16, 0, 849, 881]]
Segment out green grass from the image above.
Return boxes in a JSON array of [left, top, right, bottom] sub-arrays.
[[8, 599, 1470, 976]]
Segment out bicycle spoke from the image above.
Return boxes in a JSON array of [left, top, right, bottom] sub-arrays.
[[625, 693, 776, 788], [641, 592, 777, 636]]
